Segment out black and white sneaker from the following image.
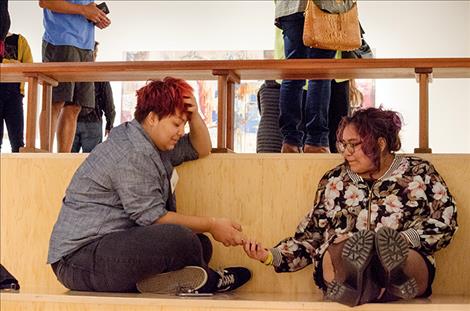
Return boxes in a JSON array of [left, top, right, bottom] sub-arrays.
[[136, 266, 208, 294], [215, 267, 251, 292]]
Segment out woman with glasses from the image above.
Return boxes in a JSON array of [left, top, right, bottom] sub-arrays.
[[243, 107, 458, 306]]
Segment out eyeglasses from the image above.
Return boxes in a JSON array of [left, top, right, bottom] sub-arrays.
[[336, 141, 362, 154]]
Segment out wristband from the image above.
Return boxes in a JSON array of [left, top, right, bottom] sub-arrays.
[[262, 251, 273, 266]]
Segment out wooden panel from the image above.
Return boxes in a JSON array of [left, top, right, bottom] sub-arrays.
[[1, 154, 469, 296], [1, 58, 470, 83], [0, 154, 86, 292]]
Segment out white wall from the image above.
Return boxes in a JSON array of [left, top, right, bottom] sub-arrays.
[[7, 0, 470, 153]]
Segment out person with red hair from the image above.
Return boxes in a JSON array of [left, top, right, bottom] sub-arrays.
[[244, 107, 457, 306], [47, 77, 251, 294]]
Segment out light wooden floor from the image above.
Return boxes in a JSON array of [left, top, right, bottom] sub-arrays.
[[1, 290, 469, 311]]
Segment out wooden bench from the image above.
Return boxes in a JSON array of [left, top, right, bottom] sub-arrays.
[[1, 153, 469, 310], [2, 58, 470, 152]]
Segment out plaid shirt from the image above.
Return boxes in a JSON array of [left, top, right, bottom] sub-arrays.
[[47, 119, 198, 264]]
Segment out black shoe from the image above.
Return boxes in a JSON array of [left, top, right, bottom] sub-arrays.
[[375, 226, 419, 299], [136, 266, 208, 294], [326, 230, 375, 307], [215, 267, 251, 292]]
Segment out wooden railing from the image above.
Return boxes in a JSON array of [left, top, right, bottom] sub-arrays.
[[1, 58, 470, 152]]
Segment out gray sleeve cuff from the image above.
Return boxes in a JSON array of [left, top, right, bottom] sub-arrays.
[[270, 247, 282, 267], [400, 228, 421, 248]]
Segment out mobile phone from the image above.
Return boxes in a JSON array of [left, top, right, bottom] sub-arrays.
[[96, 2, 110, 15], [176, 292, 214, 297]]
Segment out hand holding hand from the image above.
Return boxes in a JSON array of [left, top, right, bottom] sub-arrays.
[[210, 217, 246, 247], [243, 240, 270, 262]]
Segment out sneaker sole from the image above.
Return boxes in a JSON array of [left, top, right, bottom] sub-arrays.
[[326, 230, 375, 306], [376, 227, 418, 299], [136, 266, 208, 294]]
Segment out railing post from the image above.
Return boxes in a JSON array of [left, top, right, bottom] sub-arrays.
[[414, 68, 433, 153], [20, 73, 58, 152], [22, 76, 39, 151], [212, 70, 240, 151], [41, 83, 53, 152]]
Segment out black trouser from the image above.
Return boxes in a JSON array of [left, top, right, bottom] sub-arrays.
[[51, 224, 218, 292], [328, 80, 350, 153], [0, 87, 24, 152]]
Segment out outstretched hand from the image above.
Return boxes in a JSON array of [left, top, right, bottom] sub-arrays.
[[210, 217, 246, 247], [243, 240, 269, 262]]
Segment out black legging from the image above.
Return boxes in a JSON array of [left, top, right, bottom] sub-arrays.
[[0, 0, 10, 60]]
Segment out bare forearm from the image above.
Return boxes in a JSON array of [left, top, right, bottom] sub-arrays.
[[155, 211, 213, 233], [39, 0, 84, 15], [189, 114, 212, 157]]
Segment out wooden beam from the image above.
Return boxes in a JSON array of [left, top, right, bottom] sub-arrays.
[[216, 74, 228, 149], [24, 76, 39, 151], [414, 68, 433, 153], [41, 83, 53, 152], [213, 70, 240, 150], [24, 72, 58, 87]]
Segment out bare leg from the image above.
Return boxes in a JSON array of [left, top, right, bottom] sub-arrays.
[[322, 239, 347, 284], [57, 104, 81, 153], [40, 101, 64, 151], [403, 250, 429, 296]]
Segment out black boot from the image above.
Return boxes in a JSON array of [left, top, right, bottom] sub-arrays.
[[375, 226, 419, 299], [325, 230, 375, 307]]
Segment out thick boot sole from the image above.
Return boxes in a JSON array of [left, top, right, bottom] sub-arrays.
[[136, 266, 208, 294], [326, 230, 375, 306], [326, 281, 359, 307], [376, 227, 418, 299]]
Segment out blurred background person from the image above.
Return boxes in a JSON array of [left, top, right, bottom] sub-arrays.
[[72, 41, 115, 153]]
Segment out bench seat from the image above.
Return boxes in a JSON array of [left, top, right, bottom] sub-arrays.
[[1, 290, 469, 311]]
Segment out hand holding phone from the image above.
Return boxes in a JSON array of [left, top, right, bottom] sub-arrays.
[[87, 2, 110, 24]]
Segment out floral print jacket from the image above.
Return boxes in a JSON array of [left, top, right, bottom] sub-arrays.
[[271, 155, 458, 274]]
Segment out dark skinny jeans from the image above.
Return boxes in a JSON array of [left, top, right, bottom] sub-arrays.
[[51, 224, 218, 292]]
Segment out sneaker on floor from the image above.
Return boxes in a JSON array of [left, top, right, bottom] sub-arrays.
[[215, 267, 251, 292], [136, 266, 208, 294]]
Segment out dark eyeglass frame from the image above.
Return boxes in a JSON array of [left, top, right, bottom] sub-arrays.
[[336, 141, 362, 154]]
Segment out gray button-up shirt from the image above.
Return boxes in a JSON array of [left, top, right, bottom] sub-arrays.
[[274, 0, 307, 19], [47, 119, 198, 264]]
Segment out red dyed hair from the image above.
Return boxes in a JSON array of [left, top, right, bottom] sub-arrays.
[[134, 77, 193, 122], [336, 107, 403, 172]]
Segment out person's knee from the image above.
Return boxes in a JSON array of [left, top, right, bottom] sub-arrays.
[[52, 102, 64, 115], [62, 104, 81, 116]]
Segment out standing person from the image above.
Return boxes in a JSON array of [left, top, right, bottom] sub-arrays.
[[275, 0, 336, 153], [0, 32, 33, 152], [38, 0, 111, 152], [244, 107, 458, 306], [72, 41, 115, 153], [48, 77, 251, 294], [0, 0, 10, 61]]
